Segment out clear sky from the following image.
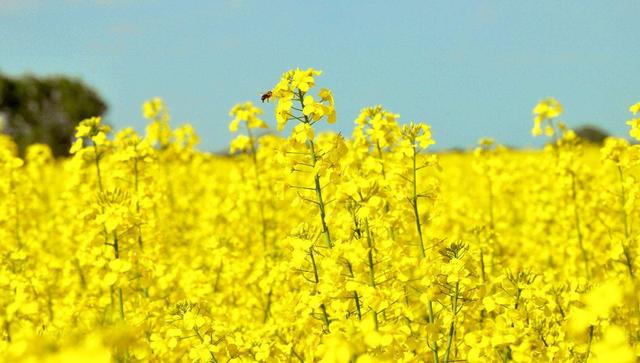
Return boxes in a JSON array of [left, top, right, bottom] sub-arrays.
[[1, 0, 639, 151]]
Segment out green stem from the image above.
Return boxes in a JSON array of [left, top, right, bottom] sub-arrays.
[[309, 248, 320, 285], [309, 248, 330, 329], [376, 142, 396, 240], [428, 301, 440, 363], [117, 287, 125, 320], [93, 143, 104, 193], [246, 123, 268, 248], [347, 207, 364, 321], [353, 291, 362, 321], [618, 166, 634, 277], [113, 230, 120, 259], [364, 219, 376, 288], [411, 144, 438, 358], [263, 289, 272, 323], [309, 139, 333, 248], [92, 141, 124, 320], [502, 347, 511, 362], [443, 282, 459, 363], [92, 142, 109, 243], [73, 258, 87, 288], [364, 218, 379, 329], [570, 172, 589, 280], [4, 321, 10, 342], [372, 310, 379, 331], [411, 145, 426, 258], [194, 327, 218, 363], [113, 231, 125, 320], [297, 89, 333, 249], [133, 153, 143, 250], [585, 325, 594, 362], [213, 262, 223, 292]]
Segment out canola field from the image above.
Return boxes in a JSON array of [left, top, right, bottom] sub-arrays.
[[2, 68, 640, 362]]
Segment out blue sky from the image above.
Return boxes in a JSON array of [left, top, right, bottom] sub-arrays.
[[1, 0, 638, 151]]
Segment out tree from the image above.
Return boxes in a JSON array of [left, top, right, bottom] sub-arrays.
[[574, 124, 610, 145], [0, 73, 107, 156]]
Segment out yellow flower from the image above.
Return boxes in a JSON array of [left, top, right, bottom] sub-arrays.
[[292, 67, 322, 92], [228, 102, 266, 132], [275, 97, 293, 131], [591, 326, 635, 363], [292, 123, 314, 144], [626, 102, 640, 140], [533, 97, 563, 120], [229, 134, 251, 153], [416, 124, 435, 148], [142, 97, 166, 120], [531, 97, 562, 137]]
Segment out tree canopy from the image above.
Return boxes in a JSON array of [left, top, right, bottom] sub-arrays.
[[0, 73, 107, 156], [574, 124, 610, 145]]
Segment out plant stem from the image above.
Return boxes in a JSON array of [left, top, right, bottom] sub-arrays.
[[246, 123, 268, 248], [443, 282, 459, 363], [133, 152, 144, 250], [428, 301, 440, 363], [113, 231, 125, 320], [309, 247, 330, 330], [411, 144, 426, 258], [93, 144, 104, 193], [618, 166, 634, 277], [585, 325, 594, 362], [376, 142, 396, 240], [263, 289, 272, 323], [570, 172, 589, 280], [353, 291, 362, 321], [364, 219, 377, 288], [296, 89, 333, 249]]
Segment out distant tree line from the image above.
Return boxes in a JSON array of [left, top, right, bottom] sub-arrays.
[[0, 73, 107, 156], [574, 125, 610, 144], [0, 72, 618, 157]]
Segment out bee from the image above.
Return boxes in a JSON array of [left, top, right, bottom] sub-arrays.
[[261, 90, 273, 103]]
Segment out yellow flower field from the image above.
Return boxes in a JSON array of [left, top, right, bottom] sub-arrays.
[[1, 68, 640, 362]]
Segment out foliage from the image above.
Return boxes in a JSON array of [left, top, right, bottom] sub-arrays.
[[574, 125, 610, 145], [0, 73, 107, 157]]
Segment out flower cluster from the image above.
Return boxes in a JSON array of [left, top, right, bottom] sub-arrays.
[[0, 69, 639, 363]]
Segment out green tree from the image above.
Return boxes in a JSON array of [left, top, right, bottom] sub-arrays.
[[0, 73, 107, 156], [575, 124, 610, 145]]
